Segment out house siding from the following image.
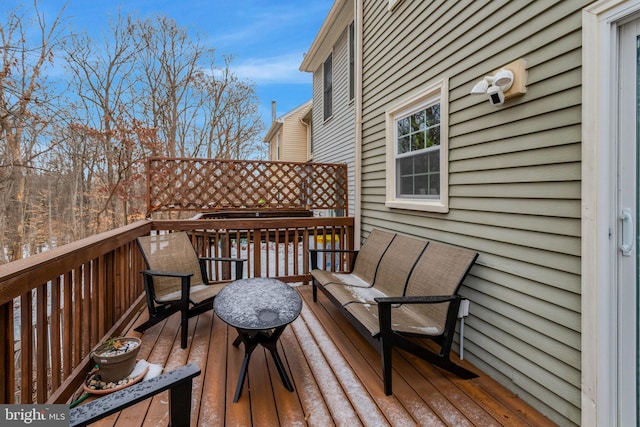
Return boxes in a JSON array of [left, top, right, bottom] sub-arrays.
[[311, 26, 356, 216], [360, 0, 590, 425], [281, 105, 310, 162]]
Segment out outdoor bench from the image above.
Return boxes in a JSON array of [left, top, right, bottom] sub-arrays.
[[310, 229, 478, 395]]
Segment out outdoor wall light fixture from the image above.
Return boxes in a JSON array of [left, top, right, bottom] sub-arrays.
[[470, 59, 527, 106], [470, 70, 513, 106]]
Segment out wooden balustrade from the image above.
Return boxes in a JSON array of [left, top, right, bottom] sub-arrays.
[[0, 221, 152, 405], [0, 216, 354, 404]]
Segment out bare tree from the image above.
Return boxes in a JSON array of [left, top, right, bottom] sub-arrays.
[[0, 6, 268, 260], [135, 17, 265, 160], [0, 2, 67, 261], [64, 12, 152, 232], [189, 56, 265, 160], [135, 15, 206, 157]]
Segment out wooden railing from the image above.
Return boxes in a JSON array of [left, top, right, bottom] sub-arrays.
[[0, 221, 152, 405], [0, 217, 354, 404]]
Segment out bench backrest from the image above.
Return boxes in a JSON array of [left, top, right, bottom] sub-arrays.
[[373, 234, 428, 296], [352, 229, 395, 284], [404, 242, 478, 330]]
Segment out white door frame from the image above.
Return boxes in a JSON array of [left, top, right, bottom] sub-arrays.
[[583, 1, 640, 426]]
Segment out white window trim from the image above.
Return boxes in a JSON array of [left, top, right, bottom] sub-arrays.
[[385, 78, 449, 213]]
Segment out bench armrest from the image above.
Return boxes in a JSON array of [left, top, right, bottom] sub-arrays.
[[309, 249, 359, 270], [376, 295, 462, 339], [69, 363, 201, 427], [374, 295, 459, 305]]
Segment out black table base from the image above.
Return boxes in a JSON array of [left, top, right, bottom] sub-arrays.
[[232, 326, 294, 402]]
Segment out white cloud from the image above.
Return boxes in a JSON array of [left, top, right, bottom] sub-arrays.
[[232, 53, 311, 85]]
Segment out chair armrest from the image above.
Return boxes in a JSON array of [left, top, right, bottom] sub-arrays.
[[69, 363, 201, 427], [141, 269, 193, 278], [199, 256, 247, 262], [374, 295, 459, 305], [198, 257, 247, 279]]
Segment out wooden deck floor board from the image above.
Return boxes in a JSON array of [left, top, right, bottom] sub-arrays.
[[266, 335, 308, 426], [278, 325, 334, 426], [196, 310, 228, 427], [305, 287, 448, 426], [224, 323, 252, 426], [72, 284, 557, 427], [299, 296, 417, 426]]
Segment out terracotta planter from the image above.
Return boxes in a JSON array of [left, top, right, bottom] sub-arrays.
[[91, 337, 141, 383]]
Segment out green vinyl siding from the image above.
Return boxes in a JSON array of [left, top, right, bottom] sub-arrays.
[[359, 0, 593, 425]]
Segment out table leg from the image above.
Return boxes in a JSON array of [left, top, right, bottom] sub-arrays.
[[233, 331, 259, 403], [231, 326, 295, 402], [261, 327, 294, 392], [232, 334, 242, 347], [268, 346, 294, 391]]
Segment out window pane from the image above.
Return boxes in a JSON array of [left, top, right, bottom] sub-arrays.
[[324, 54, 333, 120], [428, 174, 440, 196], [414, 151, 428, 173], [349, 22, 354, 101], [397, 117, 410, 137], [398, 156, 413, 175], [398, 136, 410, 154], [411, 132, 425, 151], [415, 173, 428, 196], [400, 176, 413, 195], [428, 150, 439, 172], [324, 54, 332, 86], [426, 125, 440, 148], [394, 99, 442, 200], [425, 104, 440, 126], [411, 111, 425, 131]]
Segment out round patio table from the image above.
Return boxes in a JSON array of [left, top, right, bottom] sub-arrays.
[[213, 277, 302, 402]]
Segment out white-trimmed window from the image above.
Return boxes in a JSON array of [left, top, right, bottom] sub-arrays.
[[323, 53, 333, 121], [385, 79, 449, 213], [349, 22, 355, 102]]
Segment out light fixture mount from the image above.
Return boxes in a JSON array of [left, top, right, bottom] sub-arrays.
[[469, 59, 527, 106]]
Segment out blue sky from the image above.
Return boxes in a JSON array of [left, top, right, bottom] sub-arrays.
[[6, 0, 331, 134]]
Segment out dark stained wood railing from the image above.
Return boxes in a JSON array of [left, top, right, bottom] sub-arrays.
[[152, 217, 354, 283], [0, 217, 354, 404], [145, 157, 349, 216], [0, 221, 152, 405]]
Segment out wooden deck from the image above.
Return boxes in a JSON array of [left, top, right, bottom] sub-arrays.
[[82, 285, 556, 426]]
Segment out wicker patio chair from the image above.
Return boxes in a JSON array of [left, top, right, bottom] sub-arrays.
[[135, 232, 246, 348]]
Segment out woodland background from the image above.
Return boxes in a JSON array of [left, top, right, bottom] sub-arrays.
[[0, 3, 267, 263]]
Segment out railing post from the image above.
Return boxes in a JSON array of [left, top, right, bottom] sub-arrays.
[[0, 302, 14, 403]]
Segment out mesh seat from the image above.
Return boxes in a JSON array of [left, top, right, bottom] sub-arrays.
[[135, 232, 245, 348], [310, 229, 395, 292]]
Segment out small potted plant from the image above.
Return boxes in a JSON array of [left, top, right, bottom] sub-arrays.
[[91, 337, 141, 383]]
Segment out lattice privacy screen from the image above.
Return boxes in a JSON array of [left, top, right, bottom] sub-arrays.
[[146, 157, 348, 215]]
